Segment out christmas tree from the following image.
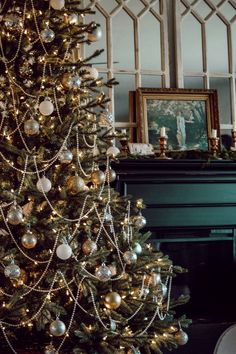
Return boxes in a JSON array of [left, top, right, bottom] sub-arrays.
[[0, 1, 191, 353]]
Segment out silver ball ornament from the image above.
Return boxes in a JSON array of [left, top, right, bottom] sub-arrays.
[[62, 73, 81, 90], [44, 344, 56, 354], [82, 239, 98, 255], [66, 174, 86, 194], [68, 13, 79, 25], [58, 148, 73, 164], [106, 146, 120, 157], [151, 272, 161, 286], [91, 169, 105, 185], [133, 242, 142, 255], [21, 231, 37, 249], [123, 250, 137, 265], [155, 282, 168, 298], [133, 214, 147, 229], [106, 168, 116, 183], [175, 329, 189, 345], [50, 0, 65, 10], [56, 244, 72, 260], [88, 27, 102, 42], [49, 319, 66, 337], [36, 176, 52, 193], [95, 264, 112, 282], [4, 263, 21, 279], [7, 205, 23, 225], [24, 118, 40, 136], [41, 28, 55, 43], [104, 213, 113, 223], [39, 99, 54, 116]]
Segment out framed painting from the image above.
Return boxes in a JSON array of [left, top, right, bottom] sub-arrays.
[[136, 88, 220, 151]]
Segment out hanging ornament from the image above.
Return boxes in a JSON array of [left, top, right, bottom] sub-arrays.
[[91, 169, 105, 185], [95, 263, 112, 282], [4, 262, 21, 279], [104, 212, 113, 223], [49, 318, 66, 337], [175, 329, 189, 345], [21, 230, 37, 249], [39, 98, 54, 116], [106, 167, 116, 183], [56, 243, 72, 260], [82, 239, 98, 255], [44, 344, 57, 354], [88, 26, 102, 42], [24, 118, 40, 136], [61, 73, 81, 90], [11, 268, 27, 288], [123, 250, 137, 265], [7, 204, 24, 225], [66, 174, 85, 194], [133, 242, 142, 255], [36, 176, 52, 193], [4, 13, 23, 31], [133, 214, 146, 229], [106, 146, 120, 157], [58, 147, 73, 164], [41, 28, 55, 43], [154, 282, 168, 298], [104, 292, 121, 310], [67, 13, 79, 25], [109, 264, 117, 276], [82, 66, 99, 80], [141, 286, 150, 297], [50, 0, 65, 10]]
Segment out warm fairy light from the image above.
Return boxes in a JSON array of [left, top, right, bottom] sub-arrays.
[[103, 336, 107, 340], [28, 322, 33, 328], [26, 309, 30, 313], [58, 186, 62, 191], [46, 294, 51, 300], [2, 302, 6, 308], [34, 261, 38, 265]]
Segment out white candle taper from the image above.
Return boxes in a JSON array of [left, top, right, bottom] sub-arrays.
[[211, 129, 217, 138], [160, 127, 166, 137]]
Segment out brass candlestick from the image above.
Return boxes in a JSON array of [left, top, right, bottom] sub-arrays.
[[231, 130, 236, 151], [157, 136, 172, 160], [209, 137, 221, 159]]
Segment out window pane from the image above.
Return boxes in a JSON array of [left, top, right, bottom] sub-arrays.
[[114, 74, 136, 122], [139, 12, 161, 70], [206, 15, 229, 73], [184, 77, 204, 89], [113, 10, 135, 70], [210, 78, 231, 125], [141, 75, 162, 88], [181, 13, 203, 72]]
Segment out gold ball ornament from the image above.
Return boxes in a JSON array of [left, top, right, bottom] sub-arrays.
[[106, 168, 116, 183], [66, 174, 86, 194], [82, 239, 98, 255], [104, 292, 122, 310], [7, 205, 24, 225], [24, 118, 40, 136], [21, 231, 37, 249], [91, 169, 105, 185], [175, 329, 189, 345]]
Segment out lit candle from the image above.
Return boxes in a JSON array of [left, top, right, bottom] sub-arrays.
[[233, 122, 236, 132], [160, 127, 166, 137], [211, 129, 217, 138]]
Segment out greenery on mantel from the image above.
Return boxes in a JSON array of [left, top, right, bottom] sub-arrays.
[[119, 149, 236, 161]]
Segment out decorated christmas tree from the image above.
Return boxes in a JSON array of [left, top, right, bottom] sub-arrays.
[[0, 1, 191, 353]]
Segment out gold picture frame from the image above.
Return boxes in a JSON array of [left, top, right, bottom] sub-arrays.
[[136, 88, 220, 151]]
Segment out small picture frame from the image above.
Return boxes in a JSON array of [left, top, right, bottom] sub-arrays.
[[128, 143, 154, 155], [136, 88, 220, 151]]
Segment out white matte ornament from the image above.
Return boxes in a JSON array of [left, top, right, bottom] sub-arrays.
[[56, 243, 72, 260], [106, 146, 120, 157], [133, 242, 142, 255], [39, 99, 54, 116], [175, 329, 189, 345], [36, 176, 52, 193], [49, 319, 66, 337], [83, 66, 99, 80], [50, 0, 65, 10]]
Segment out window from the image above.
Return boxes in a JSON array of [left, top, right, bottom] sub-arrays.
[[83, 0, 236, 136]]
